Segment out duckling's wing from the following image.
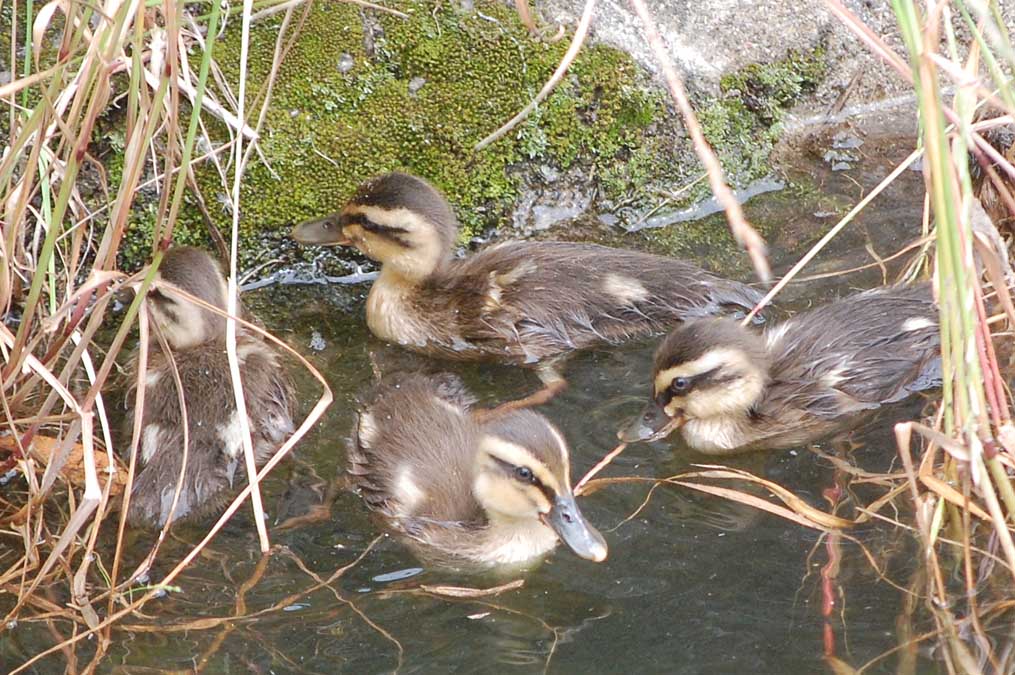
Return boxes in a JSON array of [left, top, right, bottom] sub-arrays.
[[772, 284, 940, 416], [125, 350, 246, 527], [347, 373, 482, 526], [123, 340, 297, 528], [441, 241, 761, 361], [237, 341, 297, 456]]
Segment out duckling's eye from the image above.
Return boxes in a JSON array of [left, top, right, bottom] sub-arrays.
[[670, 377, 691, 394], [514, 466, 535, 483]]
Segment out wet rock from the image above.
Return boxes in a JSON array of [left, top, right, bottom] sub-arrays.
[[511, 173, 594, 235], [597, 213, 619, 227], [538, 164, 560, 183], [360, 8, 384, 59], [821, 133, 863, 171], [540, 0, 1013, 113], [408, 76, 426, 94], [832, 131, 863, 150], [628, 175, 785, 232]]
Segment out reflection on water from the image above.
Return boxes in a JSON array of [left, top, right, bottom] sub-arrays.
[[3, 139, 964, 673]]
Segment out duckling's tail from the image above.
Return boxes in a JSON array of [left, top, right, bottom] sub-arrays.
[[710, 278, 767, 326]]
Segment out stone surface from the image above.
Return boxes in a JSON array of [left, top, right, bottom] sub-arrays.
[[538, 0, 1013, 115]]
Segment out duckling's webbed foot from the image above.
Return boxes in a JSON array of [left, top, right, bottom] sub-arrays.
[[475, 363, 567, 420], [273, 478, 342, 531]]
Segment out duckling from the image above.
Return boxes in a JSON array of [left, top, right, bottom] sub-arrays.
[[293, 173, 763, 402], [619, 283, 940, 454], [970, 112, 1015, 238], [347, 373, 607, 567], [124, 246, 296, 528]]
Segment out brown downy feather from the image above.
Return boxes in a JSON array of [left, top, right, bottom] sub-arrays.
[[295, 172, 764, 366], [347, 373, 591, 567], [123, 246, 296, 528], [409, 240, 765, 364], [648, 282, 940, 454]]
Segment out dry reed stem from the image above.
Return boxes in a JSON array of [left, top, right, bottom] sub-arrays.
[[0, 0, 335, 661], [283, 546, 405, 672], [227, 0, 270, 552], [744, 148, 923, 324], [628, 0, 770, 282], [13, 534, 379, 673], [580, 464, 854, 531], [474, 0, 595, 151], [513, 0, 537, 34], [573, 442, 626, 495]]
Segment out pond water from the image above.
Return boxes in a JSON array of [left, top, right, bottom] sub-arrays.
[[6, 135, 966, 673]]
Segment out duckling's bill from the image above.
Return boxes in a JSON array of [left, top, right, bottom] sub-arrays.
[[618, 400, 685, 443], [292, 214, 350, 246], [543, 494, 608, 562]]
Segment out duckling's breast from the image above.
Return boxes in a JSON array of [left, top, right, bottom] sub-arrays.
[[681, 417, 755, 455], [365, 271, 433, 349], [473, 520, 560, 565]]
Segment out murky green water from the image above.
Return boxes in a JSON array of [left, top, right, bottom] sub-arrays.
[[6, 137, 964, 673]]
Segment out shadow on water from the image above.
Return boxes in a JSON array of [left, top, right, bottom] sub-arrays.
[[5, 136, 964, 673]]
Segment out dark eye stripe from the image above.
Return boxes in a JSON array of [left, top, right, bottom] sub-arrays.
[[490, 455, 556, 501], [658, 366, 726, 403], [148, 288, 173, 304], [343, 215, 413, 247]]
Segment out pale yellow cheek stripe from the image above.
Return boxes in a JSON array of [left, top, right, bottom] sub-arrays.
[[543, 423, 572, 488], [478, 436, 562, 495], [149, 277, 209, 350], [342, 205, 446, 280], [477, 475, 552, 515], [653, 347, 751, 395]]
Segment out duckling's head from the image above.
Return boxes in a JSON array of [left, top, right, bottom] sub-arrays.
[[619, 318, 770, 443], [473, 410, 608, 562], [146, 246, 228, 350], [292, 172, 458, 282]]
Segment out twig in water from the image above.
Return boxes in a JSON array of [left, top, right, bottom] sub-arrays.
[[742, 148, 922, 325], [420, 579, 525, 598], [574, 442, 626, 495]]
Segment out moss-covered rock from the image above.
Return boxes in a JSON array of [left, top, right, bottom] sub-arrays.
[[107, 2, 827, 269], [697, 48, 828, 186], [165, 0, 671, 264]]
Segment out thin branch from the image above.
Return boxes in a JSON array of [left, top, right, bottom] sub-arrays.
[[628, 0, 770, 282], [474, 0, 595, 151]]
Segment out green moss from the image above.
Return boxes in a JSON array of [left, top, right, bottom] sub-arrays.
[[108, 4, 827, 269], [640, 212, 770, 275], [698, 47, 827, 185], [179, 0, 672, 263]]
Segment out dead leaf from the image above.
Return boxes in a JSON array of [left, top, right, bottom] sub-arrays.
[[2, 434, 127, 497]]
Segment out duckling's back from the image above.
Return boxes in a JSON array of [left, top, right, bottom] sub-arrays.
[[766, 282, 940, 417], [125, 339, 295, 528], [418, 240, 763, 363], [347, 373, 483, 529]]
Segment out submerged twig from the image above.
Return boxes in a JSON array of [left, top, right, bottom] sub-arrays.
[[574, 442, 626, 495]]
